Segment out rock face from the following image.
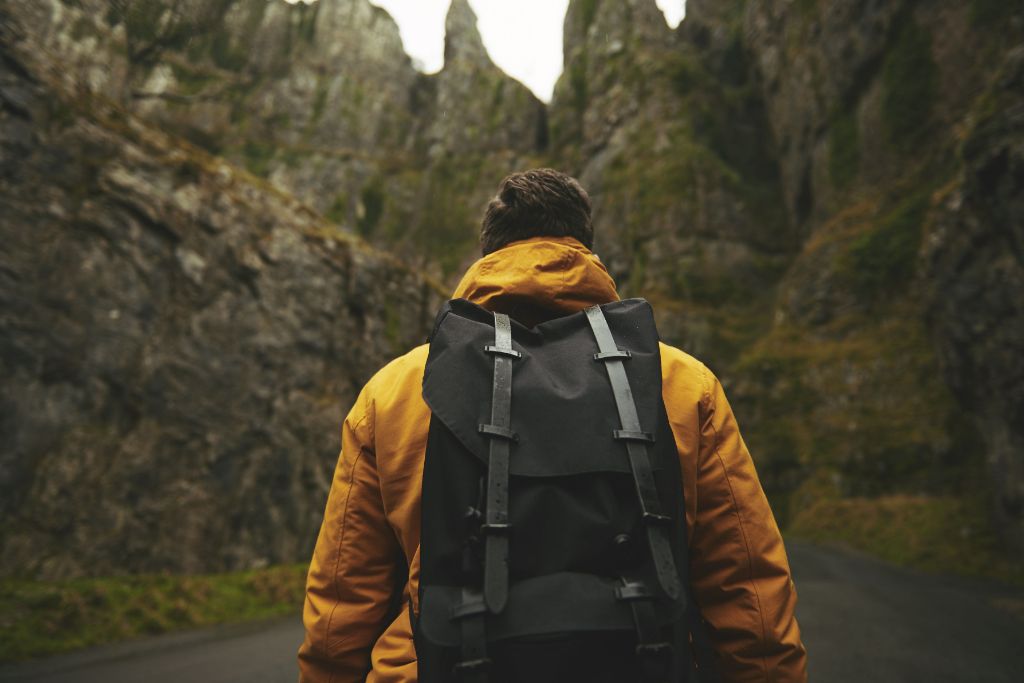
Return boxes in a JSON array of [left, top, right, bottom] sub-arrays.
[[1, 0, 1022, 578], [924, 46, 1024, 555], [731, 0, 1024, 560], [544, 0, 1023, 568], [14, 0, 545, 277], [0, 4, 441, 578], [549, 0, 794, 368]]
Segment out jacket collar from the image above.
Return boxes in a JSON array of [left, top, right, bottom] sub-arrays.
[[451, 236, 620, 327]]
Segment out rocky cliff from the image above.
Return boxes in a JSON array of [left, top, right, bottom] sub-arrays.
[[0, 1, 443, 578], [1, 0, 1021, 579], [548, 0, 1023, 571], [16, 0, 545, 276], [735, 0, 1024, 563]]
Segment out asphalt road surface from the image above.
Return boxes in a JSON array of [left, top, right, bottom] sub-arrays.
[[2, 542, 1022, 682]]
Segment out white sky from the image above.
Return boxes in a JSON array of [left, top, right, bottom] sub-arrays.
[[286, 1, 687, 102]]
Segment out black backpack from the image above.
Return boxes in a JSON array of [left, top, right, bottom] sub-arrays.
[[414, 298, 716, 683]]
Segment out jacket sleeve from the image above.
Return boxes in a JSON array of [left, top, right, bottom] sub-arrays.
[[298, 385, 404, 683], [689, 366, 807, 682]]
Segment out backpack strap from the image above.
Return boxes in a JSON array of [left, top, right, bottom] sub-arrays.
[[478, 312, 518, 613], [586, 305, 682, 600], [451, 585, 490, 682], [616, 577, 674, 682]]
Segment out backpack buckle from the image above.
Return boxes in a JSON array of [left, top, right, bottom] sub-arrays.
[[636, 641, 674, 675], [636, 642, 672, 656], [450, 598, 488, 620], [593, 348, 632, 361], [484, 344, 521, 358], [612, 429, 654, 443], [478, 424, 518, 441], [614, 581, 654, 601], [642, 511, 673, 525], [453, 657, 492, 674]]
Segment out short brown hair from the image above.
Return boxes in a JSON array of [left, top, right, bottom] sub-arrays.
[[479, 168, 593, 255]]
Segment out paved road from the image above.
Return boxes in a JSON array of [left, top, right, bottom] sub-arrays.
[[0, 618, 302, 683], [2, 542, 1022, 682], [789, 542, 1024, 682]]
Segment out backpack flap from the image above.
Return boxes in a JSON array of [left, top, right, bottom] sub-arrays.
[[422, 298, 665, 478]]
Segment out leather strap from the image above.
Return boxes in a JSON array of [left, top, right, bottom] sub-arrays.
[[586, 305, 681, 600], [453, 582, 490, 681], [616, 577, 673, 683], [480, 313, 515, 613]]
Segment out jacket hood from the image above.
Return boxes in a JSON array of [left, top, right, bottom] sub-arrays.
[[451, 236, 620, 327]]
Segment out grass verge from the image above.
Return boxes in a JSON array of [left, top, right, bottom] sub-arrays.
[[788, 494, 1024, 586], [0, 564, 306, 663]]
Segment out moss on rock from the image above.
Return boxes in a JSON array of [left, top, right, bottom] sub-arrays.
[[882, 18, 937, 152], [239, 140, 275, 177], [842, 190, 929, 299], [734, 297, 978, 518], [357, 180, 386, 237], [829, 108, 860, 189]]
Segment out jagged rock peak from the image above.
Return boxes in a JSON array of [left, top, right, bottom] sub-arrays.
[[684, 0, 746, 28], [563, 0, 670, 54], [313, 0, 409, 66], [445, 0, 489, 65]]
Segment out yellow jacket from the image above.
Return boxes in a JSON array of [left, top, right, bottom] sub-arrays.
[[298, 237, 807, 682]]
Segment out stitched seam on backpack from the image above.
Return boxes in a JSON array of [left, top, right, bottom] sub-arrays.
[[707, 392, 773, 681]]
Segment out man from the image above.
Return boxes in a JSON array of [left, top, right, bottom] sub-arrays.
[[298, 169, 807, 682]]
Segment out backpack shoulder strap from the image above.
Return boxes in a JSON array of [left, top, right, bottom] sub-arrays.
[[585, 304, 682, 600], [479, 312, 517, 613]]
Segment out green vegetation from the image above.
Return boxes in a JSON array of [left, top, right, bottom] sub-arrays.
[[725, 178, 1009, 580], [325, 193, 348, 225], [578, 0, 601, 33], [790, 0, 823, 33], [490, 78, 506, 111], [789, 492, 1022, 584], [829, 108, 860, 189], [109, 1, 190, 59], [602, 129, 700, 236], [210, 30, 248, 71], [168, 62, 218, 96], [593, 48, 791, 367], [569, 53, 589, 117], [794, 0, 819, 17], [70, 16, 97, 41], [735, 294, 974, 512], [294, 0, 320, 45], [415, 161, 478, 275], [383, 299, 404, 347], [669, 45, 783, 223], [843, 191, 930, 298], [667, 53, 699, 96], [310, 83, 330, 124], [244, 0, 271, 36], [240, 140, 276, 177], [970, 0, 1018, 26], [881, 19, 937, 151], [719, 31, 749, 86], [107, 0, 235, 65], [358, 180, 386, 236], [0, 565, 306, 662]]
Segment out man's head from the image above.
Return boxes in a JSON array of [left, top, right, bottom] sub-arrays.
[[479, 168, 593, 255]]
